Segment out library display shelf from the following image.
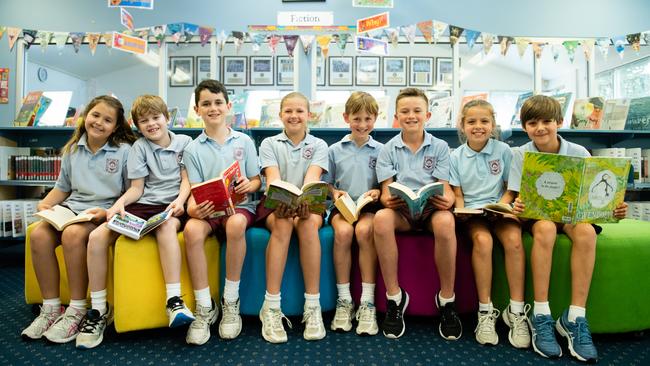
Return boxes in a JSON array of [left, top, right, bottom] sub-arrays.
[[0, 180, 56, 187]]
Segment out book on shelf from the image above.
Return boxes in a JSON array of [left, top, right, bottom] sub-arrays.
[[510, 91, 534, 127], [388, 181, 444, 220], [33, 204, 96, 231], [31, 95, 52, 126], [264, 180, 329, 215], [601, 98, 630, 130], [453, 202, 519, 222], [190, 161, 245, 216], [1, 201, 13, 237], [624, 96, 650, 131], [519, 151, 631, 224], [107, 210, 171, 240], [570, 97, 604, 129], [14, 91, 44, 127], [334, 193, 375, 224], [0, 146, 30, 180], [552, 92, 573, 126]]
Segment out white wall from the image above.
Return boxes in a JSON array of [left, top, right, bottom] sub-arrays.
[[24, 61, 87, 109], [92, 64, 158, 117]]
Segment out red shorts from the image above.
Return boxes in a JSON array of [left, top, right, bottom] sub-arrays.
[[328, 201, 383, 225], [207, 208, 256, 241]]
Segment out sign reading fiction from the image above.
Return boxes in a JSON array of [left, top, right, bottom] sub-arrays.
[[277, 12, 334, 26]]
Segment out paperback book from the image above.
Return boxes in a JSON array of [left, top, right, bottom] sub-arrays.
[[191, 161, 245, 216], [334, 193, 375, 224], [33, 205, 95, 231], [388, 181, 444, 220], [453, 202, 519, 222], [107, 210, 171, 240], [264, 180, 329, 214], [14, 91, 44, 127]]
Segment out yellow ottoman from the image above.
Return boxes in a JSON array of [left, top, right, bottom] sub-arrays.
[[24, 222, 113, 305], [113, 233, 220, 333]]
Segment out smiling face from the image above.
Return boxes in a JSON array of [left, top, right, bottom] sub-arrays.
[[394, 96, 430, 134], [84, 102, 118, 147], [279, 95, 309, 137], [194, 89, 231, 128], [462, 106, 495, 151], [523, 117, 562, 152], [136, 112, 170, 146], [344, 110, 376, 141]]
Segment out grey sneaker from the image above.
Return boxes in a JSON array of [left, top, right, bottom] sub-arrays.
[[21, 304, 63, 340], [330, 299, 355, 332], [219, 297, 242, 340], [502, 304, 532, 349], [259, 304, 292, 344], [475, 309, 500, 345], [185, 300, 218, 345], [303, 305, 326, 341], [75, 307, 114, 349], [355, 302, 379, 336], [43, 306, 86, 343]]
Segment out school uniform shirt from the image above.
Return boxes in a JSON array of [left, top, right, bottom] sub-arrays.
[[507, 135, 590, 192], [183, 129, 260, 213], [259, 131, 329, 188], [128, 131, 192, 205], [450, 139, 513, 209], [55, 134, 130, 213], [376, 131, 450, 191], [324, 134, 383, 201]]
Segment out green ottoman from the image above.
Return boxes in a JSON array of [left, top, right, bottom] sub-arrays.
[[492, 219, 650, 333]]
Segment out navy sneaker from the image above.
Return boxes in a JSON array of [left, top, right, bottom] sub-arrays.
[[556, 309, 598, 363], [381, 288, 409, 339], [435, 292, 462, 340], [528, 313, 562, 358]]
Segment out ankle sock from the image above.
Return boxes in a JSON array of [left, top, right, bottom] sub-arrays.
[[336, 283, 352, 302], [165, 283, 181, 301], [478, 301, 493, 313], [360, 282, 375, 304], [194, 287, 212, 308], [386, 290, 402, 305], [304, 293, 320, 308], [90, 289, 107, 315], [533, 301, 552, 316], [69, 299, 87, 312], [438, 293, 455, 307], [510, 299, 525, 314], [264, 291, 281, 310], [568, 305, 586, 322], [42, 297, 61, 311], [223, 279, 240, 303]]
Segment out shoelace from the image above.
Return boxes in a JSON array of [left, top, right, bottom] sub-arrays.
[[221, 301, 239, 323], [79, 313, 103, 334], [334, 300, 353, 321], [386, 301, 403, 323], [53, 309, 83, 334], [510, 312, 530, 338], [440, 304, 459, 327], [190, 304, 214, 329], [302, 307, 323, 329], [356, 303, 375, 322], [574, 318, 594, 346], [476, 310, 499, 334], [534, 315, 556, 339], [265, 308, 292, 332]]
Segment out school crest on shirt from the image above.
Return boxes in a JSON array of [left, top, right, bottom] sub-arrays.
[[423, 156, 435, 171], [488, 159, 501, 175], [368, 156, 377, 169], [105, 158, 119, 174], [176, 152, 184, 164], [233, 147, 245, 161], [302, 146, 314, 160]]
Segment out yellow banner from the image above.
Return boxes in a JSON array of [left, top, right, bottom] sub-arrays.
[[112, 32, 147, 55]]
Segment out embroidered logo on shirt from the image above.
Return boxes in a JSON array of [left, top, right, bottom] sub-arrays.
[[302, 146, 314, 160], [233, 147, 244, 161], [369, 156, 377, 169], [105, 158, 119, 173], [176, 152, 184, 164], [488, 159, 501, 175], [423, 156, 435, 171]]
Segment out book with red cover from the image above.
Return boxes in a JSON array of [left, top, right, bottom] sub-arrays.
[[14, 91, 43, 127], [190, 161, 245, 215]]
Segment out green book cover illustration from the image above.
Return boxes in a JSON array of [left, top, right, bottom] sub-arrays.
[[519, 152, 630, 224]]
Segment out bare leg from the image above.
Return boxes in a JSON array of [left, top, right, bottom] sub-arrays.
[[356, 213, 377, 285], [265, 213, 293, 294], [155, 218, 182, 285], [530, 220, 557, 302], [295, 214, 323, 294], [467, 220, 493, 304], [373, 208, 410, 296], [87, 223, 120, 292], [429, 210, 457, 299], [183, 218, 212, 290], [61, 222, 98, 300], [563, 223, 597, 307], [224, 213, 249, 282], [30, 222, 61, 299], [494, 220, 526, 302], [331, 215, 354, 285]]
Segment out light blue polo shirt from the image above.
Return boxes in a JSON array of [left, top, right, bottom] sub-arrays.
[[376, 131, 450, 191], [128, 131, 192, 205], [183, 129, 260, 213], [259, 131, 329, 187], [450, 139, 512, 209], [508, 135, 590, 192], [55, 134, 130, 213], [324, 134, 383, 201]]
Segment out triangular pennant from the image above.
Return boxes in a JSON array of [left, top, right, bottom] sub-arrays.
[[120, 7, 135, 31], [151, 25, 166, 48], [283, 35, 299, 57], [87, 33, 101, 55], [432, 21, 447, 44], [515, 37, 529, 58], [334, 33, 349, 52], [497, 36, 513, 56], [37, 31, 53, 53], [183, 23, 199, 43], [7, 27, 21, 51], [267, 34, 281, 55], [481, 33, 495, 55], [54, 32, 69, 48], [22, 30, 37, 50], [316, 35, 331, 58], [551, 44, 561, 62], [0, 26, 6, 41], [216, 30, 228, 53], [69, 32, 85, 53], [232, 31, 246, 54], [417, 20, 433, 44], [531, 42, 544, 59], [103, 33, 114, 49], [384, 28, 399, 47], [563, 40, 578, 63], [400, 24, 416, 45], [612, 35, 626, 58], [167, 23, 184, 44], [643, 32, 650, 46], [596, 38, 610, 59], [464, 29, 480, 50], [581, 39, 594, 61], [448, 25, 464, 47], [299, 35, 314, 55], [626, 33, 641, 52], [136, 28, 149, 40], [198, 26, 214, 47], [249, 32, 267, 53]]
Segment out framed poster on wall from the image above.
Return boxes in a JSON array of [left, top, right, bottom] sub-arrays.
[[169, 56, 194, 87], [409, 56, 433, 87], [276, 56, 294, 85], [196, 56, 219, 83], [316, 48, 326, 86], [355, 56, 380, 86], [250, 56, 274, 86], [436, 57, 453, 88], [0, 68, 9, 104], [329, 56, 353, 86], [223, 56, 247, 86], [382, 56, 407, 86]]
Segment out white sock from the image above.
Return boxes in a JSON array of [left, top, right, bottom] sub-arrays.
[[165, 283, 181, 301], [360, 282, 375, 304], [264, 291, 281, 310], [568, 305, 586, 322], [438, 293, 455, 306], [223, 279, 240, 303], [510, 299, 525, 314], [304, 293, 320, 308], [69, 299, 87, 312], [533, 301, 552, 316], [194, 287, 212, 308], [42, 297, 61, 311], [478, 301, 493, 313], [336, 283, 352, 302], [386, 289, 402, 304], [90, 289, 107, 315]]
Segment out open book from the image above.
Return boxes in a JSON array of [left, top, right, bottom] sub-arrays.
[[334, 193, 375, 224], [107, 210, 171, 240], [33, 205, 95, 231], [519, 151, 631, 224], [453, 202, 519, 222], [264, 180, 329, 214], [191, 161, 245, 216], [388, 181, 444, 220]]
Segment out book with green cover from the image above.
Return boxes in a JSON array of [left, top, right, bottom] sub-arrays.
[[519, 152, 631, 224]]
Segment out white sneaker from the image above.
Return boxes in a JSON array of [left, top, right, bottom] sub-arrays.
[[502, 304, 532, 349], [185, 300, 218, 346], [166, 296, 195, 328], [302, 305, 326, 341], [259, 304, 291, 344], [43, 306, 86, 343], [355, 302, 379, 336], [21, 304, 63, 340], [219, 297, 242, 340], [475, 309, 500, 345], [75, 307, 114, 349], [331, 299, 355, 332]]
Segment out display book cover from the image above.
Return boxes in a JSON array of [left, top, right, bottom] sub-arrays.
[[107, 210, 171, 240], [14, 91, 48, 127], [190, 160, 245, 216]]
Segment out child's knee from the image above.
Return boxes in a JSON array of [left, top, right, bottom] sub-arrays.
[[472, 231, 493, 253], [334, 224, 354, 244]]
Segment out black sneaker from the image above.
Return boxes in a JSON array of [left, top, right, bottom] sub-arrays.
[[382, 288, 409, 339], [435, 292, 462, 340]]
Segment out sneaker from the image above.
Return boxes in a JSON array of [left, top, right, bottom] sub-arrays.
[[330, 299, 355, 332], [75, 307, 114, 349], [556, 309, 598, 363], [382, 288, 409, 339], [355, 301, 379, 336], [21, 304, 63, 340], [528, 313, 562, 358], [259, 304, 292, 344], [303, 305, 326, 341], [43, 306, 86, 343], [502, 304, 532, 349], [166, 296, 195, 328], [219, 297, 242, 340], [475, 309, 499, 345], [185, 300, 218, 346], [435, 293, 462, 340]]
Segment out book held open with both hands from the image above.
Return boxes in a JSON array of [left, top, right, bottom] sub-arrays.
[[334, 193, 374, 224], [107, 210, 171, 240], [264, 180, 329, 215], [453, 202, 519, 222], [33, 205, 96, 231], [388, 181, 444, 220], [190, 161, 245, 216]]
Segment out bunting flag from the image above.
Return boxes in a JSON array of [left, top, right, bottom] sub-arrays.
[[581, 39, 594, 61], [299, 35, 314, 54], [37, 31, 53, 53], [167, 23, 183, 44], [69, 32, 85, 53], [136, 28, 149, 40], [627, 33, 641, 52], [103, 33, 114, 49], [432, 20, 447, 44], [497, 36, 513, 56], [87, 33, 101, 55], [481, 33, 494, 55], [250, 32, 267, 53], [531, 42, 544, 59], [384, 27, 399, 47], [267, 34, 281, 55], [596, 38, 610, 59], [182, 23, 199, 43], [515, 37, 529, 57], [417, 20, 433, 44], [7, 27, 21, 51], [464, 29, 480, 50], [120, 7, 135, 31], [448, 25, 464, 47], [562, 40, 579, 62], [551, 44, 560, 62], [612, 35, 626, 58], [216, 30, 228, 53], [400, 24, 416, 45], [643, 32, 650, 46], [283, 35, 299, 57], [22, 30, 37, 50], [232, 31, 246, 53], [316, 34, 332, 58], [54, 32, 69, 48], [198, 26, 214, 47], [334, 33, 350, 52], [0, 26, 6, 41], [151, 25, 166, 48]]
